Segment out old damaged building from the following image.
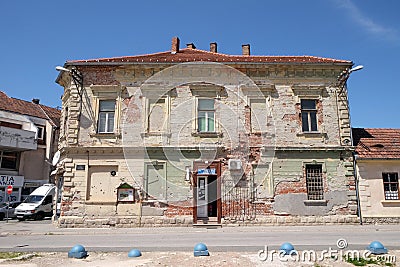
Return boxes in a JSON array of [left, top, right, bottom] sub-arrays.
[[54, 37, 358, 227]]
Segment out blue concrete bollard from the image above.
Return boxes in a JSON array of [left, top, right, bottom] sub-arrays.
[[367, 241, 388, 255], [194, 243, 209, 257], [128, 249, 142, 257], [68, 244, 88, 259], [280, 242, 297, 256]]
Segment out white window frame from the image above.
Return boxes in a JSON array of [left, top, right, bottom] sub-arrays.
[[90, 85, 124, 136], [383, 172, 399, 200], [36, 125, 45, 140], [197, 98, 215, 133], [97, 100, 116, 134]]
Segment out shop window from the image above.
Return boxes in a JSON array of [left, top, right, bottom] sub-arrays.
[[97, 100, 115, 133], [306, 164, 324, 200], [383, 173, 399, 200], [301, 99, 318, 132]]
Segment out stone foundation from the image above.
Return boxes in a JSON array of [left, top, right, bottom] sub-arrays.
[[222, 215, 359, 226], [56, 215, 360, 228]]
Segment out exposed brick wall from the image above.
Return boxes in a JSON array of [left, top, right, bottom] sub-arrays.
[[316, 99, 324, 126], [164, 202, 193, 217], [254, 202, 274, 215], [80, 66, 120, 86]]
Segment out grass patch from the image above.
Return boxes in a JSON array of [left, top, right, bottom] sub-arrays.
[[0, 252, 24, 259], [344, 255, 395, 266]]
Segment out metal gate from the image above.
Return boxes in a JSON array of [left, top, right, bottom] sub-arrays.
[[222, 183, 256, 221]]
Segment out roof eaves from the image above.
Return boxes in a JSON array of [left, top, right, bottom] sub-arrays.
[[65, 61, 352, 66]]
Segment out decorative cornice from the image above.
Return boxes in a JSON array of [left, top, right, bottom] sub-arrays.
[[291, 84, 326, 95]]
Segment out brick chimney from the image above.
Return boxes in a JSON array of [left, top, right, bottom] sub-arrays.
[[210, 42, 217, 53], [242, 44, 250, 56], [171, 37, 180, 54], [186, 43, 196, 49], [32, 98, 40, 104]]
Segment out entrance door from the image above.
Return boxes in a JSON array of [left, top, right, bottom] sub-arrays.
[[197, 176, 207, 218], [193, 161, 221, 224]]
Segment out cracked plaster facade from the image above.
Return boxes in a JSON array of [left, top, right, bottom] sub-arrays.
[[55, 43, 357, 227]]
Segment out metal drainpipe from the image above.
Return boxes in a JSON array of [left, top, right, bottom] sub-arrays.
[[353, 152, 363, 225]]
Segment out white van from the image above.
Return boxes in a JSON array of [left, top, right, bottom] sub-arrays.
[[15, 184, 55, 221]]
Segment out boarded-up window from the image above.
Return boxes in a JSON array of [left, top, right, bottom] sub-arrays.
[[250, 99, 267, 132], [145, 163, 166, 200], [87, 165, 118, 201], [148, 99, 166, 132]]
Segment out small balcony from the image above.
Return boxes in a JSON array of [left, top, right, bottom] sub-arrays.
[[0, 126, 37, 150]]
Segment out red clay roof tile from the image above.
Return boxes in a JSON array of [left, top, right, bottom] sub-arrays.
[[0, 91, 60, 127], [67, 48, 352, 65], [352, 128, 400, 159]]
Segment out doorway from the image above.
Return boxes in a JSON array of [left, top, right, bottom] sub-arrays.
[[196, 175, 218, 218], [193, 161, 221, 224]]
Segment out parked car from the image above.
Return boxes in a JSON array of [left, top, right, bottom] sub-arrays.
[[0, 201, 22, 220], [15, 184, 55, 221]]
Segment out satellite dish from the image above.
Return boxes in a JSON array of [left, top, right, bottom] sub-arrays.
[[52, 150, 61, 166]]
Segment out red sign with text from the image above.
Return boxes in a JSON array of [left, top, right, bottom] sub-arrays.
[[6, 185, 13, 195]]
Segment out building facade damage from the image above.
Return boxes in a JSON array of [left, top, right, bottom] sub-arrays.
[[55, 37, 358, 227]]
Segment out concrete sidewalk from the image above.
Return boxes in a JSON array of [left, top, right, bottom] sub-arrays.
[[1, 219, 399, 235]]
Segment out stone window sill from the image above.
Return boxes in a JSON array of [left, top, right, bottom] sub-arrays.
[[192, 132, 223, 138], [140, 132, 172, 138], [297, 132, 326, 138], [381, 200, 400, 206], [89, 132, 121, 138], [249, 131, 269, 136], [304, 200, 328, 206]]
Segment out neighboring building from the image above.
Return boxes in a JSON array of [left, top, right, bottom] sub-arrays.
[[353, 128, 400, 224], [55, 37, 358, 227], [0, 91, 60, 202]]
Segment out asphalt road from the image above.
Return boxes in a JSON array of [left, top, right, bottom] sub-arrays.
[[0, 219, 399, 253]]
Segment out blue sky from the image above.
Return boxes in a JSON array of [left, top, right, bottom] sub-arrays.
[[0, 0, 399, 128]]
